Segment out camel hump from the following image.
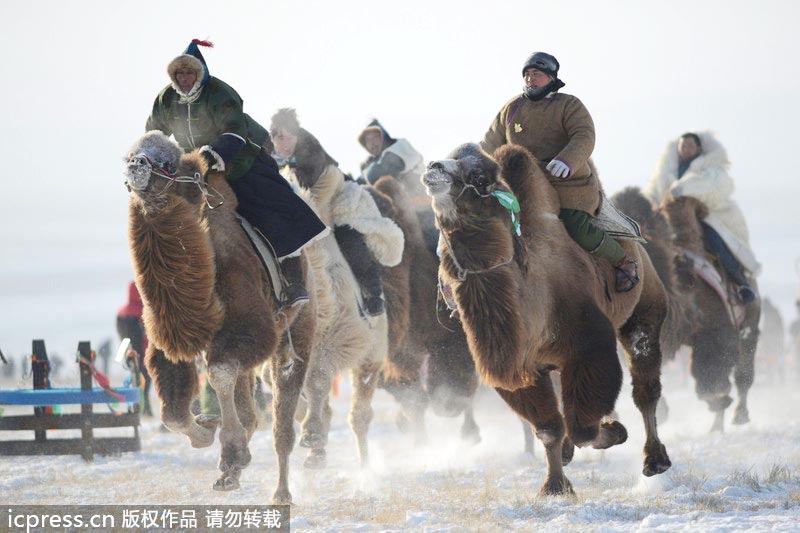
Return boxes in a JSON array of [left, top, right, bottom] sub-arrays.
[[373, 175, 413, 219], [612, 186, 656, 228], [492, 144, 535, 195]]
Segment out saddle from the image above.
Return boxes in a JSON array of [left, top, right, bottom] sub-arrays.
[[678, 247, 746, 329], [593, 192, 647, 243], [236, 215, 283, 306]]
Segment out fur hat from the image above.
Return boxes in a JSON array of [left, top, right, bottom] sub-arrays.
[[167, 39, 213, 96], [357, 118, 394, 150], [270, 108, 301, 137]]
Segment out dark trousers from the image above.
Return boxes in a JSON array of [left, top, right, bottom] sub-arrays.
[[334, 225, 383, 297], [701, 222, 747, 285], [116, 315, 153, 416]]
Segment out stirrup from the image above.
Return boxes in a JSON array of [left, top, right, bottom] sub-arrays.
[[615, 260, 640, 293]]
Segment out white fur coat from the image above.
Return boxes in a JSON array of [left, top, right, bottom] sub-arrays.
[[284, 164, 404, 268], [644, 131, 760, 275]]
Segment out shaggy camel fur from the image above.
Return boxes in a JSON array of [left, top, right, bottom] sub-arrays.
[[369, 177, 481, 445], [286, 164, 391, 470], [125, 131, 315, 503], [423, 143, 671, 496], [660, 195, 761, 432]]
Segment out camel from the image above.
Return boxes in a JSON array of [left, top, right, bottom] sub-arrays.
[[422, 143, 671, 496], [124, 131, 315, 504], [368, 177, 481, 445], [613, 188, 760, 432]]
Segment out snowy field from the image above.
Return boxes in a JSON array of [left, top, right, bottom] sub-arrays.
[[2, 357, 800, 532]]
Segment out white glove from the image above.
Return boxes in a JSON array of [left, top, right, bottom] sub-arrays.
[[546, 159, 570, 179]]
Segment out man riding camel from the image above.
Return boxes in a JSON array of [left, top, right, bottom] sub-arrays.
[[645, 131, 759, 304], [270, 108, 404, 316], [145, 39, 327, 310], [481, 51, 640, 292]]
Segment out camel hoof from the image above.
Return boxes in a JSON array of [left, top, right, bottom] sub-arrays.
[[299, 431, 325, 449], [272, 489, 292, 505], [539, 474, 575, 497], [213, 469, 241, 491], [643, 441, 672, 476], [561, 438, 575, 466], [461, 425, 481, 446], [591, 420, 628, 450], [710, 413, 725, 433], [304, 451, 327, 470], [732, 406, 750, 425]]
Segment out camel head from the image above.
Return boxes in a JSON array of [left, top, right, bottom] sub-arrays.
[[421, 143, 501, 223], [124, 131, 210, 206]]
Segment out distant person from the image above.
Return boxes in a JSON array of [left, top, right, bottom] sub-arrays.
[[271, 108, 404, 316], [116, 281, 153, 416], [358, 119, 427, 205], [481, 51, 639, 292], [645, 132, 759, 304], [145, 39, 327, 310]]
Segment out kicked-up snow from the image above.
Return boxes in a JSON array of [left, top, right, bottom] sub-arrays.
[[1, 357, 800, 532]]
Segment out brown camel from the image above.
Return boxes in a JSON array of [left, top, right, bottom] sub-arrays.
[[422, 143, 671, 496], [614, 188, 760, 432], [124, 131, 315, 503], [369, 177, 481, 445]]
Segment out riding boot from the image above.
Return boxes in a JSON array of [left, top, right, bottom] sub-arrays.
[[701, 222, 755, 304], [334, 225, 385, 316], [279, 256, 309, 310]]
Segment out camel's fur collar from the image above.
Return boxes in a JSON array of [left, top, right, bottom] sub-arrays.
[[128, 179, 223, 363]]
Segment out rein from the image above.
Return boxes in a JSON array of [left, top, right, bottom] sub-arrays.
[[436, 179, 517, 281], [131, 154, 224, 210], [438, 226, 514, 281]]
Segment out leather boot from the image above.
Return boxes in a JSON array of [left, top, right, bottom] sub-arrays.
[[614, 257, 640, 293], [279, 256, 309, 310]]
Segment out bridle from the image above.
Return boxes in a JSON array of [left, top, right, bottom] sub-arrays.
[[127, 153, 224, 210], [434, 170, 515, 281]]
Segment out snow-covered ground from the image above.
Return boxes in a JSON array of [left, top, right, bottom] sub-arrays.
[[2, 355, 800, 532]]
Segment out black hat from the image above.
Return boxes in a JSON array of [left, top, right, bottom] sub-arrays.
[[522, 52, 560, 79]]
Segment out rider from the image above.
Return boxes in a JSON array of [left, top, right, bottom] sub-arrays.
[[145, 39, 327, 310], [645, 131, 759, 303], [270, 108, 404, 316], [358, 119, 427, 203], [481, 51, 640, 292]]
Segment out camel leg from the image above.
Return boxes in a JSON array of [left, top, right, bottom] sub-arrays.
[[146, 346, 216, 448], [268, 321, 312, 504], [732, 307, 759, 426], [618, 294, 672, 477], [495, 371, 574, 497], [560, 305, 626, 450], [300, 354, 335, 469], [349, 361, 380, 468], [381, 372, 429, 446], [460, 404, 481, 445], [521, 419, 535, 456], [205, 359, 250, 491], [690, 326, 737, 432]]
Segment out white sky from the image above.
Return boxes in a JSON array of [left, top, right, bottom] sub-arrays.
[[1, 0, 799, 350]]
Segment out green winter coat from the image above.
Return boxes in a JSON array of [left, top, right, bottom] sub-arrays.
[[146, 77, 267, 180], [481, 93, 601, 214]]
